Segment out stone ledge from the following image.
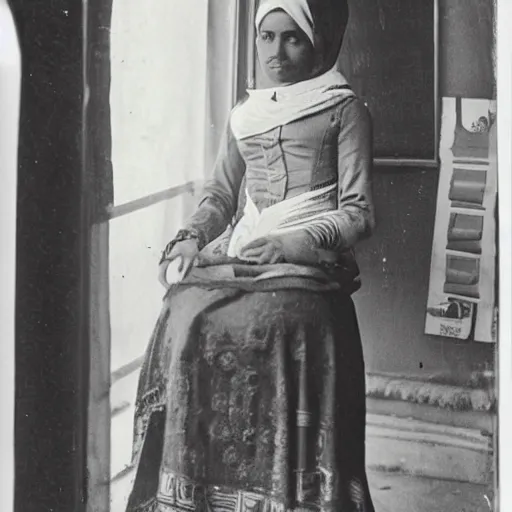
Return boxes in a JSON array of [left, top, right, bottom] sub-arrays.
[[366, 373, 495, 412]]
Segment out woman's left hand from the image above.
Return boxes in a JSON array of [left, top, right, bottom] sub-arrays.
[[239, 236, 286, 264]]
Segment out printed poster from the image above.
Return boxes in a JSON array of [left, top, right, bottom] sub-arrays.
[[425, 97, 497, 342]]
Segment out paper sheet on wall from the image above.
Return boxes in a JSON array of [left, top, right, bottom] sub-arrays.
[[425, 97, 497, 343]]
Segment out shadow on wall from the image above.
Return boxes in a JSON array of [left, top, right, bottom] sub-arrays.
[[439, 0, 495, 100]]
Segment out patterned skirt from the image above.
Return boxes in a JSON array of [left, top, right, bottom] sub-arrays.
[[125, 280, 375, 512]]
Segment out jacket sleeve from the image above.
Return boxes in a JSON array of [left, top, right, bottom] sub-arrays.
[[305, 97, 375, 251], [183, 121, 246, 250]]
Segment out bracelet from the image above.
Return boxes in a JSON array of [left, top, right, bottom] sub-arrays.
[[320, 261, 343, 270], [159, 229, 200, 264]]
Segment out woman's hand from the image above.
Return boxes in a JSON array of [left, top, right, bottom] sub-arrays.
[[239, 236, 286, 264], [240, 231, 321, 265], [158, 238, 199, 288]]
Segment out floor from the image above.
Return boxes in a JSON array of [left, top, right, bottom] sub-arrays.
[[368, 472, 494, 512]]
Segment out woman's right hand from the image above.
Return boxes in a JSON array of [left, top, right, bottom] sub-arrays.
[[158, 238, 199, 289]]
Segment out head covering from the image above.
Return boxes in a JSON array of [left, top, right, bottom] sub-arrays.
[[255, 0, 315, 47], [307, 0, 349, 73], [230, 0, 352, 140]]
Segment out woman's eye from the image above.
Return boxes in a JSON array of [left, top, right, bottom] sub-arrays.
[[286, 36, 299, 45], [260, 32, 273, 42]]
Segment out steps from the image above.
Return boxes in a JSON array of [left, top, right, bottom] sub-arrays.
[[366, 412, 494, 484]]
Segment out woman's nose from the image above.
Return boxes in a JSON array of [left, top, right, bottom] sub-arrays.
[[271, 38, 286, 60]]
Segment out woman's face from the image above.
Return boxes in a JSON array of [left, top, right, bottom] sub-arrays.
[[256, 10, 315, 85]]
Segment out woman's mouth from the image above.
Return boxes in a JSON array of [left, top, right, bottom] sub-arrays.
[[268, 62, 287, 70]]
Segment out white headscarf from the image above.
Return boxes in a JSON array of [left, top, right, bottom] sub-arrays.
[[230, 0, 353, 141], [255, 0, 315, 46]]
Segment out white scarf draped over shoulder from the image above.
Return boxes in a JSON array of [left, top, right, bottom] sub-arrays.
[[230, 68, 353, 140]]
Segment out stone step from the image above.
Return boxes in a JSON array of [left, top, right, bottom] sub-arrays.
[[366, 413, 494, 485]]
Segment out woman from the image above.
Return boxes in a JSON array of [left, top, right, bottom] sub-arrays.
[[126, 0, 376, 510]]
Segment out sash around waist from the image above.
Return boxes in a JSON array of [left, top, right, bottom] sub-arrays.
[[171, 262, 361, 294]]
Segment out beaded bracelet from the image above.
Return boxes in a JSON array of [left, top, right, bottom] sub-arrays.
[[159, 229, 201, 265]]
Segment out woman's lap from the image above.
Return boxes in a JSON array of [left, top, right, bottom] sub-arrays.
[[127, 286, 374, 512]]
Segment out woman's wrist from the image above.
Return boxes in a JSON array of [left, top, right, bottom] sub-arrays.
[[160, 229, 201, 264]]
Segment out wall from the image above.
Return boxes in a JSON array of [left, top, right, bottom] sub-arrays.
[[353, 170, 495, 386], [354, 0, 496, 386]]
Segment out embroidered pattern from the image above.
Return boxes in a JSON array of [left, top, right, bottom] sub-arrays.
[[157, 472, 289, 512]]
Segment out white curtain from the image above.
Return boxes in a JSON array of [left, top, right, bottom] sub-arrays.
[[110, 1, 239, 206], [108, 0, 240, 372], [110, 1, 208, 205]]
